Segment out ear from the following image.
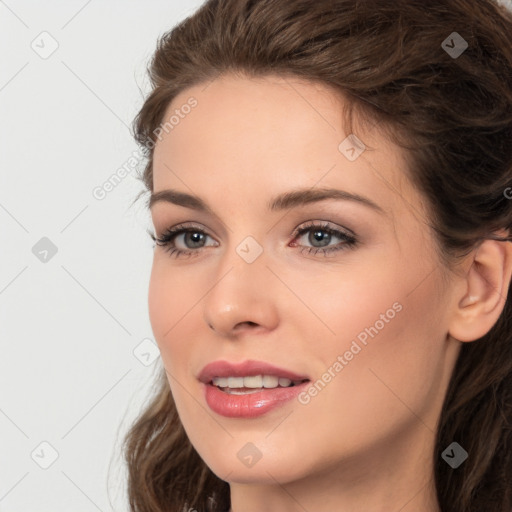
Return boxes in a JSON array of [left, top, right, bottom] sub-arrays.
[[448, 231, 512, 343]]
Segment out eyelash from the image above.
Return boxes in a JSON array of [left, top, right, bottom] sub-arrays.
[[149, 221, 358, 259]]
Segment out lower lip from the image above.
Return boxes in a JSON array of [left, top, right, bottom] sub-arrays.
[[203, 381, 310, 418]]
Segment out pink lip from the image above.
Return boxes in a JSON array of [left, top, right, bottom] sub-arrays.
[[198, 359, 310, 383], [202, 381, 311, 418], [198, 359, 311, 419]]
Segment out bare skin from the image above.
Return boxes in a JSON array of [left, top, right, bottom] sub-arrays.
[[148, 73, 512, 512]]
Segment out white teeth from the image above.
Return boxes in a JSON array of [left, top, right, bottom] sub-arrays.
[[243, 375, 263, 388], [214, 377, 228, 387], [262, 375, 279, 388], [224, 388, 262, 395], [211, 374, 296, 389], [227, 376, 244, 388]]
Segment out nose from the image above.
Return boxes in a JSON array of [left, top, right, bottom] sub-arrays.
[[202, 251, 279, 337]]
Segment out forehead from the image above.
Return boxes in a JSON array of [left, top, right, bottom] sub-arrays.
[[152, 73, 427, 226]]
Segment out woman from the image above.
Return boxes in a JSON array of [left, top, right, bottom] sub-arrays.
[[123, 1, 512, 511]]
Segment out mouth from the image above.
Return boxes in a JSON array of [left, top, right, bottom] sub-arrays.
[[210, 375, 310, 395], [198, 359, 310, 383], [198, 360, 311, 418]]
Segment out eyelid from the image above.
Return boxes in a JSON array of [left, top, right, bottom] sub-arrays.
[[155, 222, 334, 242], [152, 222, 216, 245], [151, 219, 358, 261], [154, 218, 354, 239], [291, 219, 356, 238], [151, 210, 228, 238]]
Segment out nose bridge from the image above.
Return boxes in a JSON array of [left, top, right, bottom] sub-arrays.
[[202, 232, 278, 334]]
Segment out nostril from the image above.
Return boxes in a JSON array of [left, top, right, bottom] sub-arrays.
[[237, 321, 258, 328]]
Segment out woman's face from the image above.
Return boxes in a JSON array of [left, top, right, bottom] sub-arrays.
[[148, 73, 461, 488]]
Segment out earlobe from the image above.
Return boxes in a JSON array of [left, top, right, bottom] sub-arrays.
[[448, 235, 512, 343]]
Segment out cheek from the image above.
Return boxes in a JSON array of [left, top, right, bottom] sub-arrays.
[[306, 248, 443, 385], [318, 267, 446, 431], [148, 261, 171, 341], [148, 257, 193, 342], [148, 259, 189, 378], [148, 262, 199, 417], [148, 258, 203, 378]]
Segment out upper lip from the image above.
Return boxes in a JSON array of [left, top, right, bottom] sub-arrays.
[[198, 359, 310, 384]]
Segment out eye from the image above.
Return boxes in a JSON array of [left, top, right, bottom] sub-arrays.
[[290, 221, 358, 257], [148, 223, 216, 258], [148, 220, 358, 259]]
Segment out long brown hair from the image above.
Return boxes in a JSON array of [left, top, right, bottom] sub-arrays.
[[122, 1, 512, 510]]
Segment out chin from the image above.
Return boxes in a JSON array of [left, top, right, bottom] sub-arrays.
[[204, 452, 308, 485]]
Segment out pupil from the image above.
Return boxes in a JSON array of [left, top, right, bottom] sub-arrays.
[[311, 229, 330, 247], [187, 232, 204, 247]]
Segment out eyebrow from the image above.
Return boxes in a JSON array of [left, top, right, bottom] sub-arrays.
[[148, 187, 385, 215]]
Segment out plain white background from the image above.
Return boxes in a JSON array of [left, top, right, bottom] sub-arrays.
[[2, 1, 512, 511], [0, 1, 204, 511]]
